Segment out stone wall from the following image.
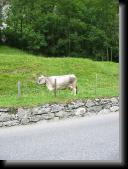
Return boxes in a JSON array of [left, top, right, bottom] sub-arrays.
[[0, 97, 119, 127]]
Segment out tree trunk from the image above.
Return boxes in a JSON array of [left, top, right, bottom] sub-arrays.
[[68, 17, 71, 57], [68, 34, 70, 57], [111, 47, 112, 61], [107, 47, 109, 61], [20, 18, 23, 37]]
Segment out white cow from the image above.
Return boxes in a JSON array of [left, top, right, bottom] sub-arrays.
[[37, 74, 77, 95]]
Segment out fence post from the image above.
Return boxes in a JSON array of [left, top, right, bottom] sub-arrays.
[[18, 81, 21, 98], [95, 74, 98, 96], [111, 47, 112, 61], [54, 79, 57, 97]]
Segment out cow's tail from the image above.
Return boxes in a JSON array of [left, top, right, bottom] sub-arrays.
[[76, 85, 78, 94]]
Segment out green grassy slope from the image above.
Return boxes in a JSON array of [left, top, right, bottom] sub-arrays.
[[0, 46, 119, 107]]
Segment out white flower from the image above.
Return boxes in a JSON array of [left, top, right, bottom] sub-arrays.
[[0, 22, 8, 30], [2, 4, 10, 19]]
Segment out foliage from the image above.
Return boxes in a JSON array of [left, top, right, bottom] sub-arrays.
[[1, 0, 119, 61]]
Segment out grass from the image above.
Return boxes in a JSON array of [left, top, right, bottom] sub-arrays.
[[0, 45, 119, 108]]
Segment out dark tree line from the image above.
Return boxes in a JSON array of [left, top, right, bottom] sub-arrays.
[[0, 0, 119, 61]]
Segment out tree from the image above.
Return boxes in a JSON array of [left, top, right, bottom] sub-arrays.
[[4, 0, 119, 61]]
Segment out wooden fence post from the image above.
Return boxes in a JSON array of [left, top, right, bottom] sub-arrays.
[[54, 79, 57, 97], [18, 81, 21, 98]]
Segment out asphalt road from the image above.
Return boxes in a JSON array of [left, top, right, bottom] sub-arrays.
[[0, 112, 120, 161]]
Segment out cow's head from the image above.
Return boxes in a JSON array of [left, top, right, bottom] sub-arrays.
[[37, 75, 46, 85]]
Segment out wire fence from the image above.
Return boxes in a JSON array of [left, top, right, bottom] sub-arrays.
[[0, 74, 119, 99]]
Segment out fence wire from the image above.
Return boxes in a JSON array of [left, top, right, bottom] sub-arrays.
[[0, 74, 119, 99]]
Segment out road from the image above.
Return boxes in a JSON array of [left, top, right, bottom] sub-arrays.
[[0, 112, 120, 161]]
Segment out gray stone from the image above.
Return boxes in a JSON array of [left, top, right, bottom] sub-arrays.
[[31, 107, 40, 115], [87, 105, 102, 112], [14, 114, 19, 120], [103, 104, 112, 109], [0, 97, 119, 127], [0, 122, 3, 127], [71, 100, 85, 108], [110, 97, 118, 104], [110, 106, 119, 112], [100, 99, 110, 104], [0, 108, 9, 112], [55, 111, 67, 118], [38, 107, 51, 114], [0, 113, 15, 122], [50, 117, 60, 121], [17, 108, 31, 119], [41, 113, 54, 120], [75, 108, 86, 116], [20, 118, 29, 125], [29, 115, 42, 122], [3, 120, 19, 127], [40, 104, 50, 108], [51, 105, 64, 113], [11, 114, 16, 119], [110, 98, 119, 106], [67, 104, 76, 110], [66, 111, 75, 116], [95, 99, 100, 102], [99, 109, 111, 114], [86, 100, 95, 107], [94, 99, 101, 105]]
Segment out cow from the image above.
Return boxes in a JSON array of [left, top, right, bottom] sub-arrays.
[[37, 74, 77, 95]]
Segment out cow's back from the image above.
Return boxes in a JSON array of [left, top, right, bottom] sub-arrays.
[[51, 74, 76, 83], [47, 74, 76, 89]]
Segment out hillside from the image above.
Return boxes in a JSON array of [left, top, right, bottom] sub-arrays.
[[0, 46, 119, 107]]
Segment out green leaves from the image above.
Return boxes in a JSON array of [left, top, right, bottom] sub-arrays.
[[3, 0, 118, 61]]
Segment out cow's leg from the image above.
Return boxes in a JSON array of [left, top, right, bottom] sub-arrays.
[[76, 86, 78, 94], [69, 86, 76, 95], [72, 81, 77, 95], [69, 82, 77, 95], [73, 87, 77, 95]]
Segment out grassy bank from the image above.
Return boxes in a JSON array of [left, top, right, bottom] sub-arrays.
[[0, 46, 119, 107]]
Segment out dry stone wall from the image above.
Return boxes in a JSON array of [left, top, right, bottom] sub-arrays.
[[0, 97, 119, 127]]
